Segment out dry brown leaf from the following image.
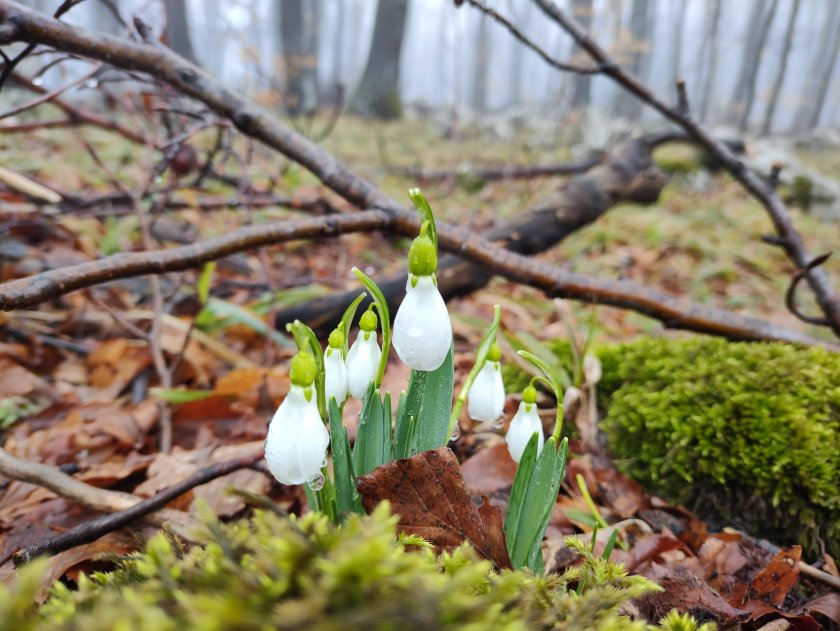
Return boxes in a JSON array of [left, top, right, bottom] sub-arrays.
[[749, 546, 801, 607], [0, 357, 54, 399], [357, 448, 512, 569], [802, 593, 840, 628], [639, 563, 748, 628]]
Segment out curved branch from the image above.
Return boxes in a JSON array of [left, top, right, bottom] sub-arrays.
[[524, 0, 840, 337], [0, 210, 832, 349], [786, 253, 833, 326], [13, 450, 262, 565]]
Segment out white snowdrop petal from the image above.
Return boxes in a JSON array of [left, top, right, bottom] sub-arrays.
[[393, 275, 452, 371], [324, 348, 348, 405], [467, 361, 505, 422], [265, 385, 329, 485], [346, 333, 381, 399], [505, 401, 544, 463]]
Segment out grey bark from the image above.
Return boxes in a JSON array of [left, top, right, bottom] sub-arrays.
[[164, 0, 197, 65], [569, 0, 593, 110], [737, 0, 780, 132], [349, 0, 410, 119], [616, 0, 653, 119], [470, 12, 491, 113], [669, 0, 687, 83], [803, 5, 840, 130], [699, 0, 722, 122], [277, 0, 320, 116], [760, 0, 800, 136]]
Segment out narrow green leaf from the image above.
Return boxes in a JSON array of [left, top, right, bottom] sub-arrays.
[[408, 344, 454, 454], [353, 383, 384, 476], [521, 438, 568, 572], [392, 391, 408, 458], [339, 293, 367, 358], [203, 298, 294, 348], [381, 391, 393, 464], [329, 398, 360, 517], [510, 436, 563, 569], [197, 261, 216, 305], [503, 432, 539, 555], [150, 388, 212, 404]]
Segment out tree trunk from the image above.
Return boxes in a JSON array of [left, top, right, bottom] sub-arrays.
[[737, 0, 779, 132], [507, 0, 532, 107], [275, 138, 668, 336], [163, 0, 197, 65], [760, 0, 800, 136], [669, 0, 687, 83], [470, 12, 491, 113], [349, 0, 410, 119], [804, 7, 840, 130], [616, 0, 652, 120], [699, 0, 722, 123], [277, 0, 320, 116], [569, 0, 593, 111]]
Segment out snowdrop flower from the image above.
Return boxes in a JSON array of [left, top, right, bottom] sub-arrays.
[[467, 342, 505, 422], [393, 222, 452, 371], [324, 327, 348, 405], [505, 385, 544, 463], [346, 308, 382, 398], [265, 352, 330, 486]]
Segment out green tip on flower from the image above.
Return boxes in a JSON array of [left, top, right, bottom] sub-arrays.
[[359, 308, 378, 333], [523, 385, 537, 405], [487, 341, 501, 362], [328, 327, 344, 349], [290, 351, 317, 387], [408, 221, 437, 276]]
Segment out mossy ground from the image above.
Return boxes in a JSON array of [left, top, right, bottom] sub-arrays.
[[0, 504, 714, 631]]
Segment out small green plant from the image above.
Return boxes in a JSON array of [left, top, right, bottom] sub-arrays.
[[264, 190, 567, 573], [1, 504, 713, 630]]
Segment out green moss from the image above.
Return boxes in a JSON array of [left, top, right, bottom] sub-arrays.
[[598, 338, 840, 557], [0, 503, 714, 630]]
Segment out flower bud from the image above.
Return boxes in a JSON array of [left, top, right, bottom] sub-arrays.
[[324, 346, 348, 405], [265, 384, 330, 486], [289, 351, 316, 387], [407, 221, 437, 276], [467, 360, 505, 422], [505, 390, 544, 463], [346, 329, 381, 398], [393, 275, 452, 371]]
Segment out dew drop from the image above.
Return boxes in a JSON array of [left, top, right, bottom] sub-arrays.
[[320, 456, 328, 468], [85, 78, 99, 89], [308, 473, 325, 491], [492, 417, 505, 430], [32, 76, 44, 87], [449, 426, 461, 442]]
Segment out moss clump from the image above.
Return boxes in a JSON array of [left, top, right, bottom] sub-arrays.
[[599, 338, 840, 557], [0, 503, 712, 630]]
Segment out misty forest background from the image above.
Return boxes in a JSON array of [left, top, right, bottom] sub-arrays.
[[13, 0, 840, 136]]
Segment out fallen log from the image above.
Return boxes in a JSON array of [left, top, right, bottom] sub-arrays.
[[275, 136, 667, 335]]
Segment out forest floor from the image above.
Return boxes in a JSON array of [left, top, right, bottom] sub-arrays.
[[0, 113, 839, 628]]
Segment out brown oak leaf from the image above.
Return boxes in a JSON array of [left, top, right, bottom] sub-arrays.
[[357, 448, 512, 569]]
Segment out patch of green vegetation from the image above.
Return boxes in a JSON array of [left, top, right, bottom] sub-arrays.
[[1, 504, 712, 630], [503, 337, 840, 557]]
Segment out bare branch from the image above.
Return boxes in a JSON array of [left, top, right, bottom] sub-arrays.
[[786, 253, 833, 326], [0, 210, 832, 348], [13, 450, 262, 565], [527, 0, 840, 337]]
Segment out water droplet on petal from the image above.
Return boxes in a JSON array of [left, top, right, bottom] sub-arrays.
[[492, 417, 505, 430], [449, 426, 461, 442], [85, 78, 99, 89], [308, 473, 325, 491], [32, 76, 44, 87], [321, 456, 328, 468]]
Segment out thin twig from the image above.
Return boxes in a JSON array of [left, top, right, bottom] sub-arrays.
[[12, 451, 262, 565], [785, 253, 833, 326]]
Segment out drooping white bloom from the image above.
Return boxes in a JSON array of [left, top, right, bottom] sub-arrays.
[[468, 360, 505, 422], [505, 399, 544, 463], [393, 275, 452, 371], [346, 331, 381, 398], [324, 346, 348, 405], [265, 384, 330, 485]]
